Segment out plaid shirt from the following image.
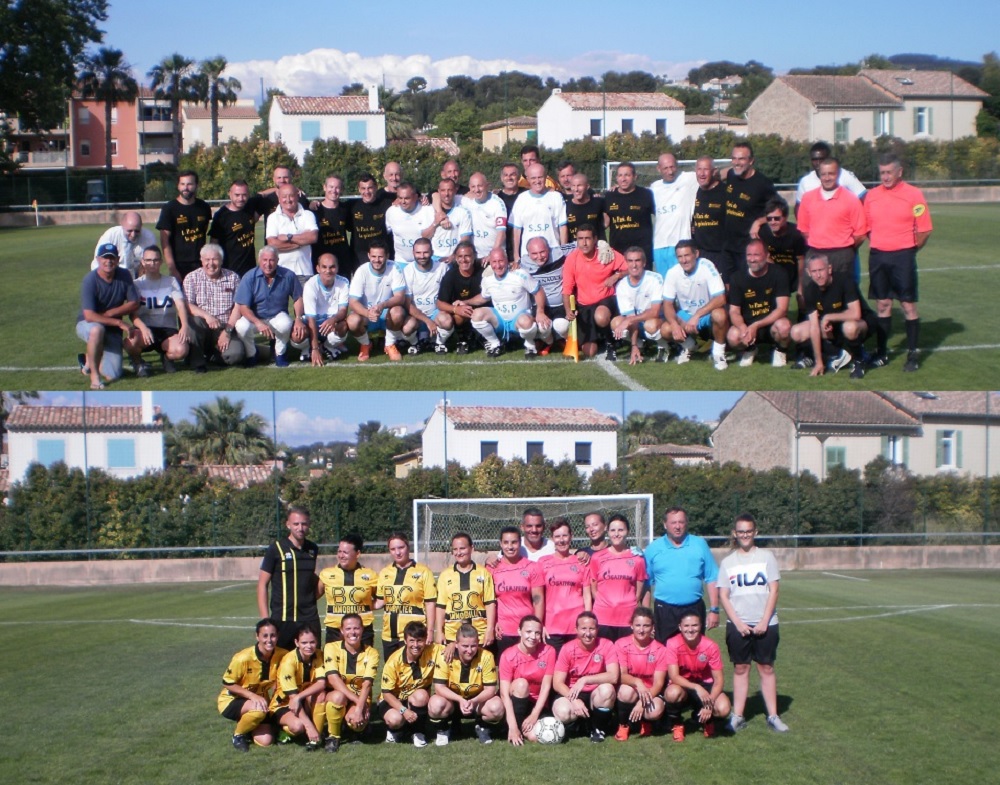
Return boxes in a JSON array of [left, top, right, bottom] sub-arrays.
[[182, 268, 241, 322]]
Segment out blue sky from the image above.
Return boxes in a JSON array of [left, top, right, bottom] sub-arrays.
[[103, 1, 992, 101], [40, 391, 743, 446]]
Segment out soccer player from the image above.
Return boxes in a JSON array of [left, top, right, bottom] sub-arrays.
[[726, 239, 792, 368], [435, 531, 497, 646], [613, 607, 668, 741], [303, 253, 350, 365], [310, 175, 353, 279], [384, 181, 436, 269], [552, 611, 620, 742], [490, 526, 545, 656], [318, 533, 379, 648], [589, 514, 648, 641], [718, 514, 788, 733], [123, 245, 191, 377], [268, 624, 327, 750], [659, 240, 729, 370], [157, 169, 211, 279], [377, 532, 437, 662], [691, 156, 727, 270], [758, 196, 807, 305], [538, 518, 592, 653], [427, 623, 504, 745], [322, 613, 380, 752], [379, 621, 441, 747], [565, 172, 608, 242], [435, 240, 483, 354], [462, 172, 508, 261], [472, 247, 547, 359], [499, 615, 557, 745], [348, 173, 393, 269], [582, 512, 609, 555], [510, 162, 568, 259], [519, 237, 570, 354], [562, 224, 628, 360], [400, 238, 450, 355], [257, 507, 321, 651], [663, 611, 731, 741], [606, 162, 655, 269], [208, 180, 257, 277], [611, 246, 667, 364], [863, 152, 933, 372], [218, 619, 288, 752], [346, 239, 407, 362], [721, 142, 777, 286], [789, 252, 878, 379], [429, 177, 473, 263], [650, 152, 698, 276], [234, 245, 308, 367]]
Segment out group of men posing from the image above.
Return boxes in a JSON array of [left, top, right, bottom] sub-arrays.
[[77, 142, 931, 384], [222, 504, 785, 752]]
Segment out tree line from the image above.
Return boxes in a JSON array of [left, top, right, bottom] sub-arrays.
[[2, 451, 994, 556]]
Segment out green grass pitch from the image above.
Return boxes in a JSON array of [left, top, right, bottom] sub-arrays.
[[3, 569, 997, 784], [1, 203, 998, 390]]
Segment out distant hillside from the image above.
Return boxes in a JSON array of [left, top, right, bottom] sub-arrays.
[[888, 53, 981, 71]]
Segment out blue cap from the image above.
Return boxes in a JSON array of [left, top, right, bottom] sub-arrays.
[[97, 243, 119, 258]]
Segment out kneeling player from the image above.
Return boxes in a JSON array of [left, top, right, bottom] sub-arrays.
[[401, 238, 451, 354], [660, 240, 729, 370], [303, 253, 350, 365], [427, 623, 504, 745], [611, 247, 668, 365], [726, 240, 792, 368], [379, 621, 440, 747], [322, 613, 380, 752], [346, 239, 407, 362], [663, 611, 731, 740], [613, 607, 668, 740], [552, 611, 620, 742], [472, 248, 548, 359], [268, 624, 328, 750], [218, 619, 288, 752], [499, 615, 557, 745]]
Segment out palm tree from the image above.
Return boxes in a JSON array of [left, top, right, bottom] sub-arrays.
[[78, 48, 138, 171], [194, 56, 242, 146], [379, 87, 414, 141], [147, 53, 195, 163], [165, 396, 273, 466]]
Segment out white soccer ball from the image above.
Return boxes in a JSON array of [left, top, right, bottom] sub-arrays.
[[532, 717, 566, 745]]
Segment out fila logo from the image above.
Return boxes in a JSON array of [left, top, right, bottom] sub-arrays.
[[729, 571, 768, 587]]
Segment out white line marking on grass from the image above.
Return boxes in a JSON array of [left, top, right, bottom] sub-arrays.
[[596, 358, 648, 391], [204, 583, 253, 593], [821, 571, 871, 581], [785, 604, 955, 624], [130, 619, 248, 630]]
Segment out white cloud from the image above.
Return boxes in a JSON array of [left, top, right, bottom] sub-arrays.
[[275, 407, 356, 446], [227, 47, 699, 101]]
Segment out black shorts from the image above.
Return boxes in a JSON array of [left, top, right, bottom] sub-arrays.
[[576, 295, 618, 344], [653, 599, 706, 643], [542, 303, 567, 321], [147, 326, 178, 349], [220, 697, 246, 721], [827, 310, 877, 348], [376, 698, 423, 721], [810, 246, 855, 280], [382, 639, 405, 663], [545, 633, 575, 654], [597, 624, 631, 642], [511, 694, 555, 728], [495, 634, 521, 658], [274, 618, 320, 652], [680, 681, 716, 708], [868, 247, 918, 303], [326, 623, 375, 648], [725, 621, 780, 665]]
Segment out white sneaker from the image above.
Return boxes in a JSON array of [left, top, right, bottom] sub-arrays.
[[728, 714, 747, 733], [435, 729, 451, 747], [412, 732, 427, 748], [713, 353, 728, 371], [772, 349, 787, 367], [385, 729, 398, 743], [739, 347, 757, 367], [767, 715, 789, 733], [676, 348, 691, 365], [827, 349, 851, 373]]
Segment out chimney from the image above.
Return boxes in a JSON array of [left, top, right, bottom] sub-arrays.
[[141, 391, 154, 425], [368, 84, 379, 112]]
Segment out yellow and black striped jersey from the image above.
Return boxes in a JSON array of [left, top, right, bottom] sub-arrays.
[[269, 648, 325, 710], [323, 640, 380, 699], [380, 643, 442, 701], [318, 564, 379, 630], [436, 563, 496, 642], [217, 644, 288, 712], [377, 560, 437, 642], [433, 648, 498, 699]]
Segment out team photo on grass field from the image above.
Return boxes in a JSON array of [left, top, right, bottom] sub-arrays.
[[2, 170, 997, 392]]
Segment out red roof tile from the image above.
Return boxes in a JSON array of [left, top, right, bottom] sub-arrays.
[[274, 95, 382, 115], [626, 443, 712, 459], [859, 69, 988, 99], [5, 405, 163, 431], [200, 463, 279, 489], [752, 392, 919, 428], [778, 76, 902, 108], [555, 91, 684, 111], [480, 115, 537, 131], [182, 105, 261, 120], [877, 391, 1000, 419], [412, 135, 460, 156], [442, 405, 618, 431]]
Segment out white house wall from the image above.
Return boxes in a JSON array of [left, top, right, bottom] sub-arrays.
[[7, 430, 164, 484], [538, 96, 684, 148], [269, 105, 387, 163]]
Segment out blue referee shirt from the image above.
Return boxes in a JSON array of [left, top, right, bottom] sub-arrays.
[[643, 533, 718, 605]]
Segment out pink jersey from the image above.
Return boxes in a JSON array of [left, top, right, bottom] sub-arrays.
[[490, 557, 544, 637], [614, 636, 669, 689], [589, 548, 647, 628], [538, 553, 589, 635], [498, 643, 557, 700], [555, 637, 618, 693], [665, 634, 722, 684]]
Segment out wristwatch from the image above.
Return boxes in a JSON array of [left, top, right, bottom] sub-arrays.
[[286, 233, 293, 243]]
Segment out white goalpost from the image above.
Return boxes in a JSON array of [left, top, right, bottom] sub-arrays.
[[412, 494, 655, 562]]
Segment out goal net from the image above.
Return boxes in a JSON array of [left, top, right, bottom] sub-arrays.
[[412, 494, 655, 562]]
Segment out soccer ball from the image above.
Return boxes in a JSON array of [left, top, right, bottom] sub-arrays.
[[532, 717, 566, 745]]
